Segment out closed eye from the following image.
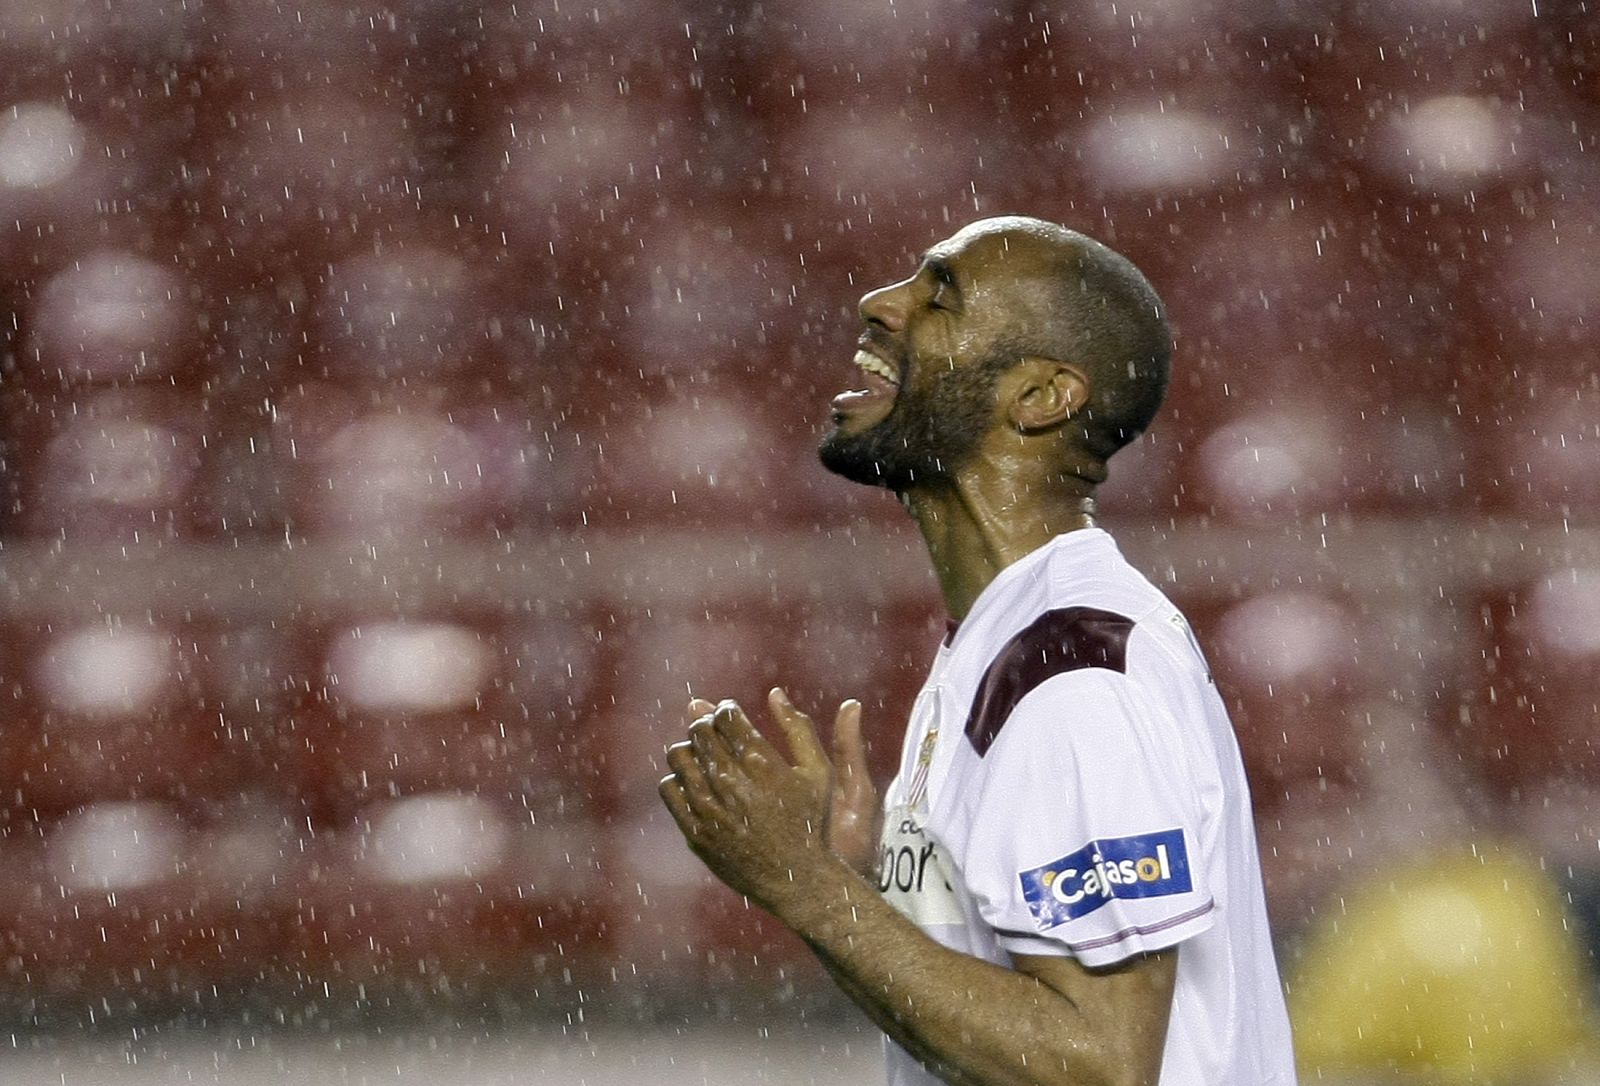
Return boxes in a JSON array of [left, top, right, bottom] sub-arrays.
[[924, 259, 961, 311], [929, 283, 957, 311]]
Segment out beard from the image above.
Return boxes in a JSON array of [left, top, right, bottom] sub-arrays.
[[818, 348, 1016, 492]]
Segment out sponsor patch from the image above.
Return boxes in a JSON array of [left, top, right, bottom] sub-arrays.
[[1018, 829, 1192, 928]]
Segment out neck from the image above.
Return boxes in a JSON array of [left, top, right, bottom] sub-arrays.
[[901, 466, 1098, 621]]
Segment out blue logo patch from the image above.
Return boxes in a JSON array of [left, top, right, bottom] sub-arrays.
[[1018, 829, 1193, 928]]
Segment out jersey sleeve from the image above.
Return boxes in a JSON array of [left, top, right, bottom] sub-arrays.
[[928, 666, 1215, 969]]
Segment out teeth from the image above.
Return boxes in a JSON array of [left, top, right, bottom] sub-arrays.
[[854, 349, 899, 386]]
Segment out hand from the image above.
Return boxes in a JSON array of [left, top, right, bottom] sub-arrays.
[[658, 689, 866, 911], [820, 697, 880, 878], [697, 690, 879, 875]]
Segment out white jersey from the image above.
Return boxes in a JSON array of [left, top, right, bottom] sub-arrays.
[[876, 528, 1296, 1086]]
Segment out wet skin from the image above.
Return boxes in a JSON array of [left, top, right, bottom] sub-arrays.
[[662, 217, 1176, 1086]]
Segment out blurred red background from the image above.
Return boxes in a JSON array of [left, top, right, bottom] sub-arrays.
[[0, 0, 1595, 1032]]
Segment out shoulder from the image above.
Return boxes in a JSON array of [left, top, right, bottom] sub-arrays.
[[963, 605, 1139, 756], [948, 532, 1202, 754]]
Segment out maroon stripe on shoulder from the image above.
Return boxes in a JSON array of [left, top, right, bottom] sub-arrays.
[[963, 606, 1135, 756]]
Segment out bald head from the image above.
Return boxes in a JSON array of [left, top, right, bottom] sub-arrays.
[[953, 216, 1172, 463]]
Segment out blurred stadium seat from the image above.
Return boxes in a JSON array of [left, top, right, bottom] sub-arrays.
[[1486, 206, 1600, 350], [782, 602, 945, 791], [732, 0, 1003, 169], [265, 382, 545, 542], [1170, 193, 1390, 366], [1096, 430, 1183, 522], [1186, 394, 1472, 518], [617, 218, 795, 380], [1145, 183, 1491, 518], [1192, 407, 1351, 521], [287, 618, 604, 821], [5, 387, 214, 542], [1302, 7, 1557, 189], [0, 101, 87, 191], [1455, 567, 1600, 802], [1456, 201, 1600, 516], [287, 793, 614, 1007], [593, 386, 826, 527], [0, 622, 226, 815], [461, 59, 720, 274], [0, 0, 201, 60], [610, 802, 826, 997], [0, 102, 111, 274], [0, 55, 198, 265], [311, 246, 492, 384], [198, 90, 429, 262], [24, 252, 196, 383], [1188, 590, 1366, 818], [1485, 386, 1600, 518], [1178, 588, 1388, 929], [1, 800, 278, 1017], [211, 0, 445, 84]]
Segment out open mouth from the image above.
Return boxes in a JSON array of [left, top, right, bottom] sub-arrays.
[[853, 349, 899, 387], [831, 348, 901, 420]]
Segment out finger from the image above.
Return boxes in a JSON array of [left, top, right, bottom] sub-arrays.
[[658, 774, 701, 837], [710, 698, 781, 762], [687, 697, 715, 721], [688, 717, 748, 804], [767, 687, 828, 773], [666, 740, 728, 823], [832, 699, 870, 785]]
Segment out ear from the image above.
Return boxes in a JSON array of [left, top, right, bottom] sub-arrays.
[[1002, 357, 1089, 433]]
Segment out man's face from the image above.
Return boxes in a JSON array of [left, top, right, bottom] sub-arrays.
[[819, 222, 1051, 491]]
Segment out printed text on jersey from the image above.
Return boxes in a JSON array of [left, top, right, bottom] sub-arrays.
[[1018, 828, 1193, 927]]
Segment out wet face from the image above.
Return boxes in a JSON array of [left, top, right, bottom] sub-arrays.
[[819, 222, 1054, 491]]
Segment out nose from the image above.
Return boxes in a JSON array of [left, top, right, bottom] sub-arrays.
[[858, 277, 910, 332]]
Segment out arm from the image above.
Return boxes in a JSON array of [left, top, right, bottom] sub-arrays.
[[660, 693, 1175, 1086], [793, 858, 1175, 1086]]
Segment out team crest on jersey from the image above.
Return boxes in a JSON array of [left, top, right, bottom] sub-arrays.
[[906, 728, 938, 807], [1018, 829, 1192, 928]]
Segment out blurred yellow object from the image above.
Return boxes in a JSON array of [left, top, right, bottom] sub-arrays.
[[1288, 843, 1596, 1083]]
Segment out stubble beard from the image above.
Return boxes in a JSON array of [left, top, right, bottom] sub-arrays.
[[818, 350, 1014, 493]]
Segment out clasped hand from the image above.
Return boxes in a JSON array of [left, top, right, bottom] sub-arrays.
[[659, 688, 877, 911]]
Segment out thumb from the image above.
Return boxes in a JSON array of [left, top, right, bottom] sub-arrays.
[[768, 687, 828, 772], [833, 699, 869, 782]]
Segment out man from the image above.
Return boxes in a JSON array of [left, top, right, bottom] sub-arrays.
[[659, 216, 1298, 1085]]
